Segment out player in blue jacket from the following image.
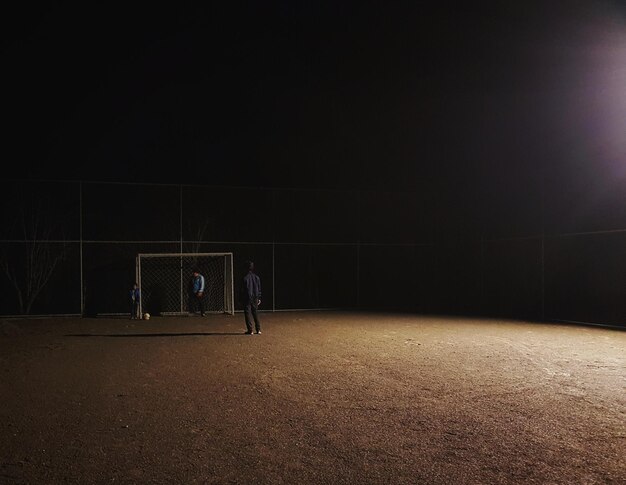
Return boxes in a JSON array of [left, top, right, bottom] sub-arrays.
[[130, 282, 141, 319], [190, 269, 206, 317]]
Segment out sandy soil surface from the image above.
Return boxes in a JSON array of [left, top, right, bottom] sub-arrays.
[[1, 311, 625, 484]]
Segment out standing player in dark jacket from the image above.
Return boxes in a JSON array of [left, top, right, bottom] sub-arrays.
[[243, 261, 262, 335]]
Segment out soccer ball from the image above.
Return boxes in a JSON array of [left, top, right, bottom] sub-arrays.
[[143, 312, 150, 320]]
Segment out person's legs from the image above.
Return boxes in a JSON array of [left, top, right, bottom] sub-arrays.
[[252, 303, 261, 333], [244, 303, 253, 334], [198, 294, 205, 316], [188, 293, 203, 316]]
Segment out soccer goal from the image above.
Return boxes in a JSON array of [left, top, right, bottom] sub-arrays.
[[136, 253, 234, 316]]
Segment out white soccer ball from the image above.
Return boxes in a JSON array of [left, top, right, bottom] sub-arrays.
[[143, 312, 150, 320]]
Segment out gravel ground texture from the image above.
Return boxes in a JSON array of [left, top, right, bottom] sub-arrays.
[[1, 311, 625, 484]]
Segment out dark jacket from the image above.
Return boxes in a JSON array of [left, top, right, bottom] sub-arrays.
[[243, 271, 261, 303]]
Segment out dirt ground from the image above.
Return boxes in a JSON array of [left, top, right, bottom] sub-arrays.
[[1, 311, 624, 484]]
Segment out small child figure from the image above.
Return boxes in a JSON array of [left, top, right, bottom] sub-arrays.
[[130, 282, 141, 319]]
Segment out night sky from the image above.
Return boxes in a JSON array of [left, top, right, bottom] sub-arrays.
[[3, 1, 626, 191]]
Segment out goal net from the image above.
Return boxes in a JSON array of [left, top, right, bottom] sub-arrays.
[[136, 253, 234, 316]]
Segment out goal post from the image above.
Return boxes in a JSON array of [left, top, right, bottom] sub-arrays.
[[136, 253, 234, 316]]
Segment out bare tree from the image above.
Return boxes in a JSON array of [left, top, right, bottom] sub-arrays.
[[186, 217, 214, 257], [0, 201, 67, 315]]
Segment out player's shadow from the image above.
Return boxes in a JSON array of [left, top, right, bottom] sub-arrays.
[[65, 332, 246, 337]]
